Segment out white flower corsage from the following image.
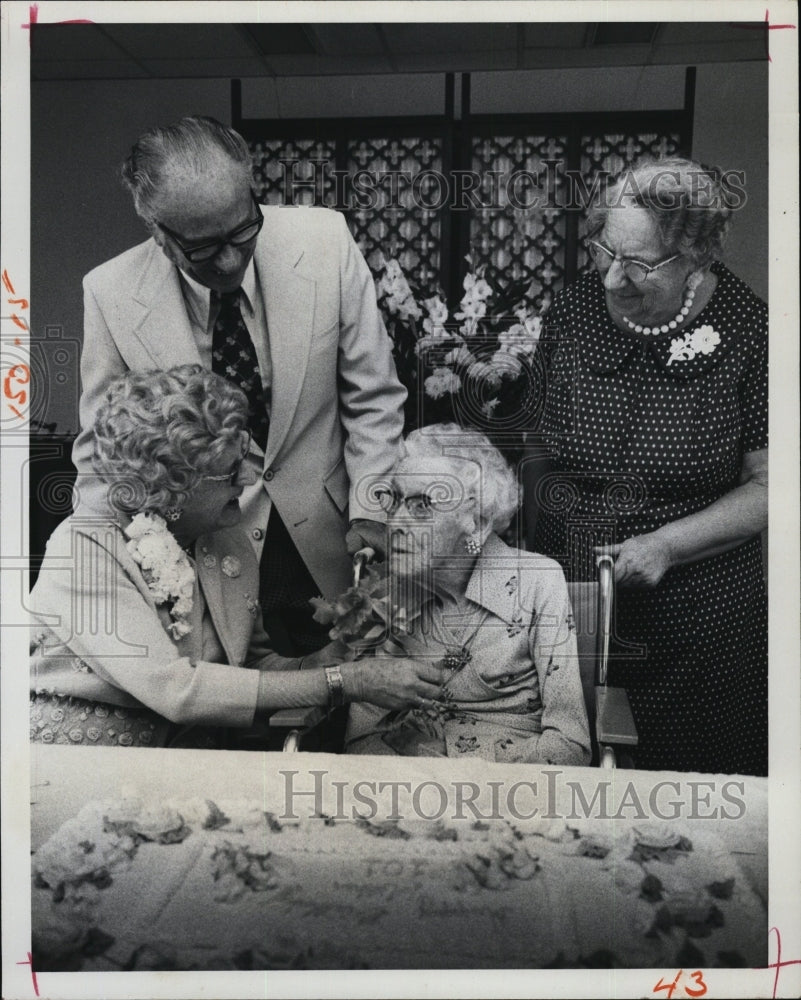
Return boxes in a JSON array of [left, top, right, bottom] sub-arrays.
[[125, 513, 195, 639], [666, 325, 721, 366]]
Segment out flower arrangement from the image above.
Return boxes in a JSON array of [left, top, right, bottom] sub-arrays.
[[125, 513, 195, 639], [309, 564, 410, 657], [374, 254, 544, 459]]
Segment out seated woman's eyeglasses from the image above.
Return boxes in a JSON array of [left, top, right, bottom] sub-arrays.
[[201, 432, 252, 486], [376, 487, 472, 520], [586, 239, 681, 283], [156, 191, 264, 264]]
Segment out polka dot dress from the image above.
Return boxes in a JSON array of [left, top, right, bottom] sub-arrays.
[[532, 263, 768, 776]]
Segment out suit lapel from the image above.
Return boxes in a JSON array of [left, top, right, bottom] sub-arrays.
[[194, 535, 250, 667], [130, 243, 202, 369], [255, 234, 316, 466]]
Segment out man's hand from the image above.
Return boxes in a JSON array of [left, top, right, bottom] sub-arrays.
[[593, 533, 674, 588], [345, 518, 388, 560]]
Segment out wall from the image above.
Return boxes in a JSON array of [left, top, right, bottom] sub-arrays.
[[31, 79, 231, 433], [32, 61, 768, 431]]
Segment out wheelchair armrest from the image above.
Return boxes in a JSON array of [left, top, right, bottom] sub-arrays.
[[595, 686, 638, 747], [268, 707, 326, 730]]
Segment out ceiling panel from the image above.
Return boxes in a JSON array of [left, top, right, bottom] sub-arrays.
[[659, 21, 769, 45], [31, 23, 129, 61], [103, 23, 256, 60], [136, 59, 270, 79], [385, 22, 520, 54], [523, 23, 589, 49], [31, 20, 769, 81], [32, 59, 151, 80], [309, 24, 386, 57]]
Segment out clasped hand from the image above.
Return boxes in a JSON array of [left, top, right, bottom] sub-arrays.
[[350, 657, 448, 711], [594, 532, 673, 588]]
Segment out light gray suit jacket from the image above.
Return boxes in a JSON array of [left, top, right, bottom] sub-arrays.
[[72, 206, 407, 599], [30, 517, 299, 727]]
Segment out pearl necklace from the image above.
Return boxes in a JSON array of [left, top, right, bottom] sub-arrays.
[[623, 273, 702, 337]]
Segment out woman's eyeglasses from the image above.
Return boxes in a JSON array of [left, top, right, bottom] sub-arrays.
[[156, 191, 264, 264], [586, 239, 681, 283], [201, 433, 252, 486], [376, 487, 471, 520]]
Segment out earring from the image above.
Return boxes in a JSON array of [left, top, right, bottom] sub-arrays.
[[164, 506, 183, 522], [464, 534, 482, 556]]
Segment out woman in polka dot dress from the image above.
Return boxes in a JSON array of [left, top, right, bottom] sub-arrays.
[[527, 156, 768, 776]]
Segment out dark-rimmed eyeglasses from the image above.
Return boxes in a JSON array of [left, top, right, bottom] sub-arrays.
[[586, 239, 681, 283], [376, 488, 473, 521], [201, 432, 252, 486], [156, 191, 264, 264]]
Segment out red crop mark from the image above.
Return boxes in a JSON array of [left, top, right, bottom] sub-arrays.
[[729, 8, 797, 61], [16, 952, 39, 996], [762, 926, 801, 999], [22, 4, 95, 42]]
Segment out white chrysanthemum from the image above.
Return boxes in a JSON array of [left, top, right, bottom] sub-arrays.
[[497, 320, 540, 358], [125, 516, 195, 636], [424, 367, 462, 399], [125, 512, 168, 540]]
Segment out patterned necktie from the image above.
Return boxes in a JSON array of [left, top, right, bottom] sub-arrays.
[[211, 291, 270, 451]]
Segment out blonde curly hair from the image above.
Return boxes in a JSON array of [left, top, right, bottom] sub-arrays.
[[92, 365, 249, 515], [401, 423, 521, 534]]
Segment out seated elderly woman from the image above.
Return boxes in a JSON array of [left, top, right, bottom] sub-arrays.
[[346, 424, 591, 764], [29, 365, 444, 748]]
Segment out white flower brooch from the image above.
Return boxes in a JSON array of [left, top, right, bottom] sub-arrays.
[[666, 325, 721, 366]]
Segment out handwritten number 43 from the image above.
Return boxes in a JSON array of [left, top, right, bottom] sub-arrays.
[[653, 969, 708, 999]]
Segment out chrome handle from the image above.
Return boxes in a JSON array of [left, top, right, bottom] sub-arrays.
[[352, 546, 375, 588], [595, 553, 615, 686]]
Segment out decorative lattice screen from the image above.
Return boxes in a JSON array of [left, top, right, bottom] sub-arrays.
[[469, 134, 568, 314], [251, 138, 337, 205], [345, 136, 444, 289], [247, 124, 684, 308]]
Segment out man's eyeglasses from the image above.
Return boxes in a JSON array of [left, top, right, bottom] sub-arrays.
[[376, 487, 471, 520], [201, 432, 252, 486], [586, 239, 681, 283], [156, 191, 264, 264]]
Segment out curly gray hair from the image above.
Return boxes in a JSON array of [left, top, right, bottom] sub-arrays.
[[401, 424, 521, 535], [585, 155, 737, 268], [120, 116, 253, 223], [91, 365, 249, 516]]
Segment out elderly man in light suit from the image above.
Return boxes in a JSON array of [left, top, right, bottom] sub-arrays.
[[72, 116, 406, 652]]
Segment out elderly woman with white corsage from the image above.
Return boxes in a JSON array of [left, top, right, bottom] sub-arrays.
[[526, 156, 768, 776], [344, 424, 591, 764], [29, 366, 444, 748]]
